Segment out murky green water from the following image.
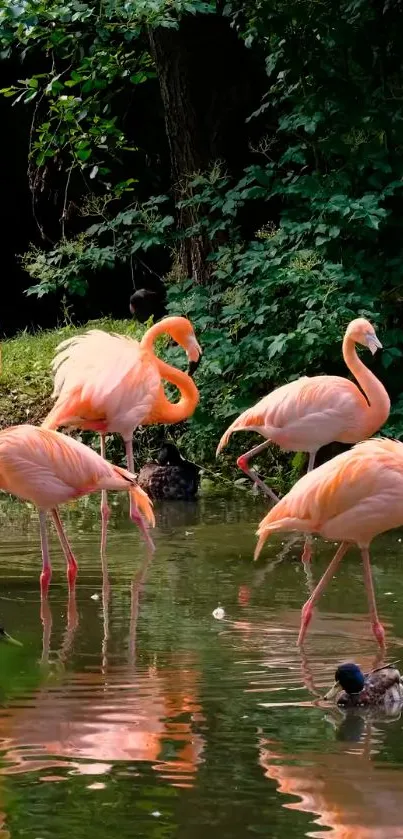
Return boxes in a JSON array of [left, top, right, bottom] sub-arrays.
[[1, 493, 403, 838]]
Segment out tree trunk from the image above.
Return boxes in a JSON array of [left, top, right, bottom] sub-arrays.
[[148, 14, 261, 284]]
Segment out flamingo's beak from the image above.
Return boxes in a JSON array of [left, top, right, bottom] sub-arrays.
[[186, 335, 202, 363], [186, 335, 202, 376], [188, 355, 202, 377], [365, 332, 382, 355]]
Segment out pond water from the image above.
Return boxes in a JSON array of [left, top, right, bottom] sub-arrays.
[[1, 492, 403, 838]]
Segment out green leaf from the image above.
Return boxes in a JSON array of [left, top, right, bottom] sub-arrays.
[[76, 147, 91, 161]]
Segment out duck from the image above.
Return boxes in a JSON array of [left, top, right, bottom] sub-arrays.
[[137, 442, 200, 501], [324, 662, 403, 709]]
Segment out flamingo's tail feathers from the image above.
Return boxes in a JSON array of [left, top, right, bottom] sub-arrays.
[[254, 516, 308, 560], [41, 403, 65, 430], [130, 485, 155, 528], [254, 533, 268, 562], [216, 426, 233, 456], [113, 465, 155, 527], [216, 410, 266, 457], [42, 390, 97, 432]]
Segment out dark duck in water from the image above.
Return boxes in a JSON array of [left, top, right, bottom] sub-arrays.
[[324, 662, 403, 709], [137, 443, 200, 500]]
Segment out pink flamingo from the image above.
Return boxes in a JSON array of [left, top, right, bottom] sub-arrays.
[[0, 424, 155, 596], [42, 317, 201, 531], [253, 436, 403, 649], [216, 318, 389, 502]]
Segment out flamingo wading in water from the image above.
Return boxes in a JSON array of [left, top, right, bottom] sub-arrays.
[[42, 317, 201, 533], [216, 318, 390, 503], [0, 425, 155, 596], [253, 437, 403, 649]]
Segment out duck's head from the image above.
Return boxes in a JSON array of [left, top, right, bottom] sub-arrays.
[[157, 443, 183, 467], [324, 662, 365, 700], [0, 627, 22, 646]]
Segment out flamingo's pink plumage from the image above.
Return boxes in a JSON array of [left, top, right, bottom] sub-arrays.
[[216, 318, 390, 507], [254, 437, 403, 648], [43, 329, 161, 439], [42, 317, 201, 532], [0, 424, 154, 594]]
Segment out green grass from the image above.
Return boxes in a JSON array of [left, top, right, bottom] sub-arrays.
[[0, 317, 143, 430]]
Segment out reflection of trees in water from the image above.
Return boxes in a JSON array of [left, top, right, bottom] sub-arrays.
[[0, 489, 267, 539]]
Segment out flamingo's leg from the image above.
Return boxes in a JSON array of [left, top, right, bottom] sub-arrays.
[[51, 509, 78, 589], [307, 451, 316, 472], [301, 451, 318, 565], [361, 547, 386, 648], [39, 510, 52, 597], [124, 438, 137, 518], [100, 434, 110, 552], [236, 440, 279, 502], [298, 542, 349, 646], [125, 437, 135, 473]]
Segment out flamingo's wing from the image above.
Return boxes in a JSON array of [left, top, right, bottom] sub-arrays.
[[216, 381, 310, 453], [51, 331, 141, 399], [45, 331, 161, 433], [216, 375, 366, 454], [259, 376, 368, 449], [0, 427, 155, 526], [0, 425, 111, 503], [254, 437, 403, 557]]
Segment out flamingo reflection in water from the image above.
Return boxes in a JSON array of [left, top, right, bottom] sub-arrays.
[[0, 554, 204, 788]]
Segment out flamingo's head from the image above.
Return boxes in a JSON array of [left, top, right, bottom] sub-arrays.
[[164, 317, 202, 368], [346, 318, 382, 355]]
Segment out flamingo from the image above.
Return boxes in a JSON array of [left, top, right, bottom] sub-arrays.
[[216, 318, 390, 503], [0, 424, 155, 596], [253, 436, 403, 649], [42, 316, 201, 532]]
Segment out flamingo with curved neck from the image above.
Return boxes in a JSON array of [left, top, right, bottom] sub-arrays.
[[340, 326, 390, 440], [140, 318, 200, 425], [217, 317, 390, 562], [42, 316, 202, 534]]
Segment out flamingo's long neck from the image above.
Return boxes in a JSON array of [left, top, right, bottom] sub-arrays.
[[342, 334, 390, 435], [141, 318, 183, 348], [141, 320, 200, 423]]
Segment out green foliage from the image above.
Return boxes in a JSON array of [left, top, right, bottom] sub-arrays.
[[0, 0, 214, 192], [163, 152, 403, 470], [22, 195, 175, 297]]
